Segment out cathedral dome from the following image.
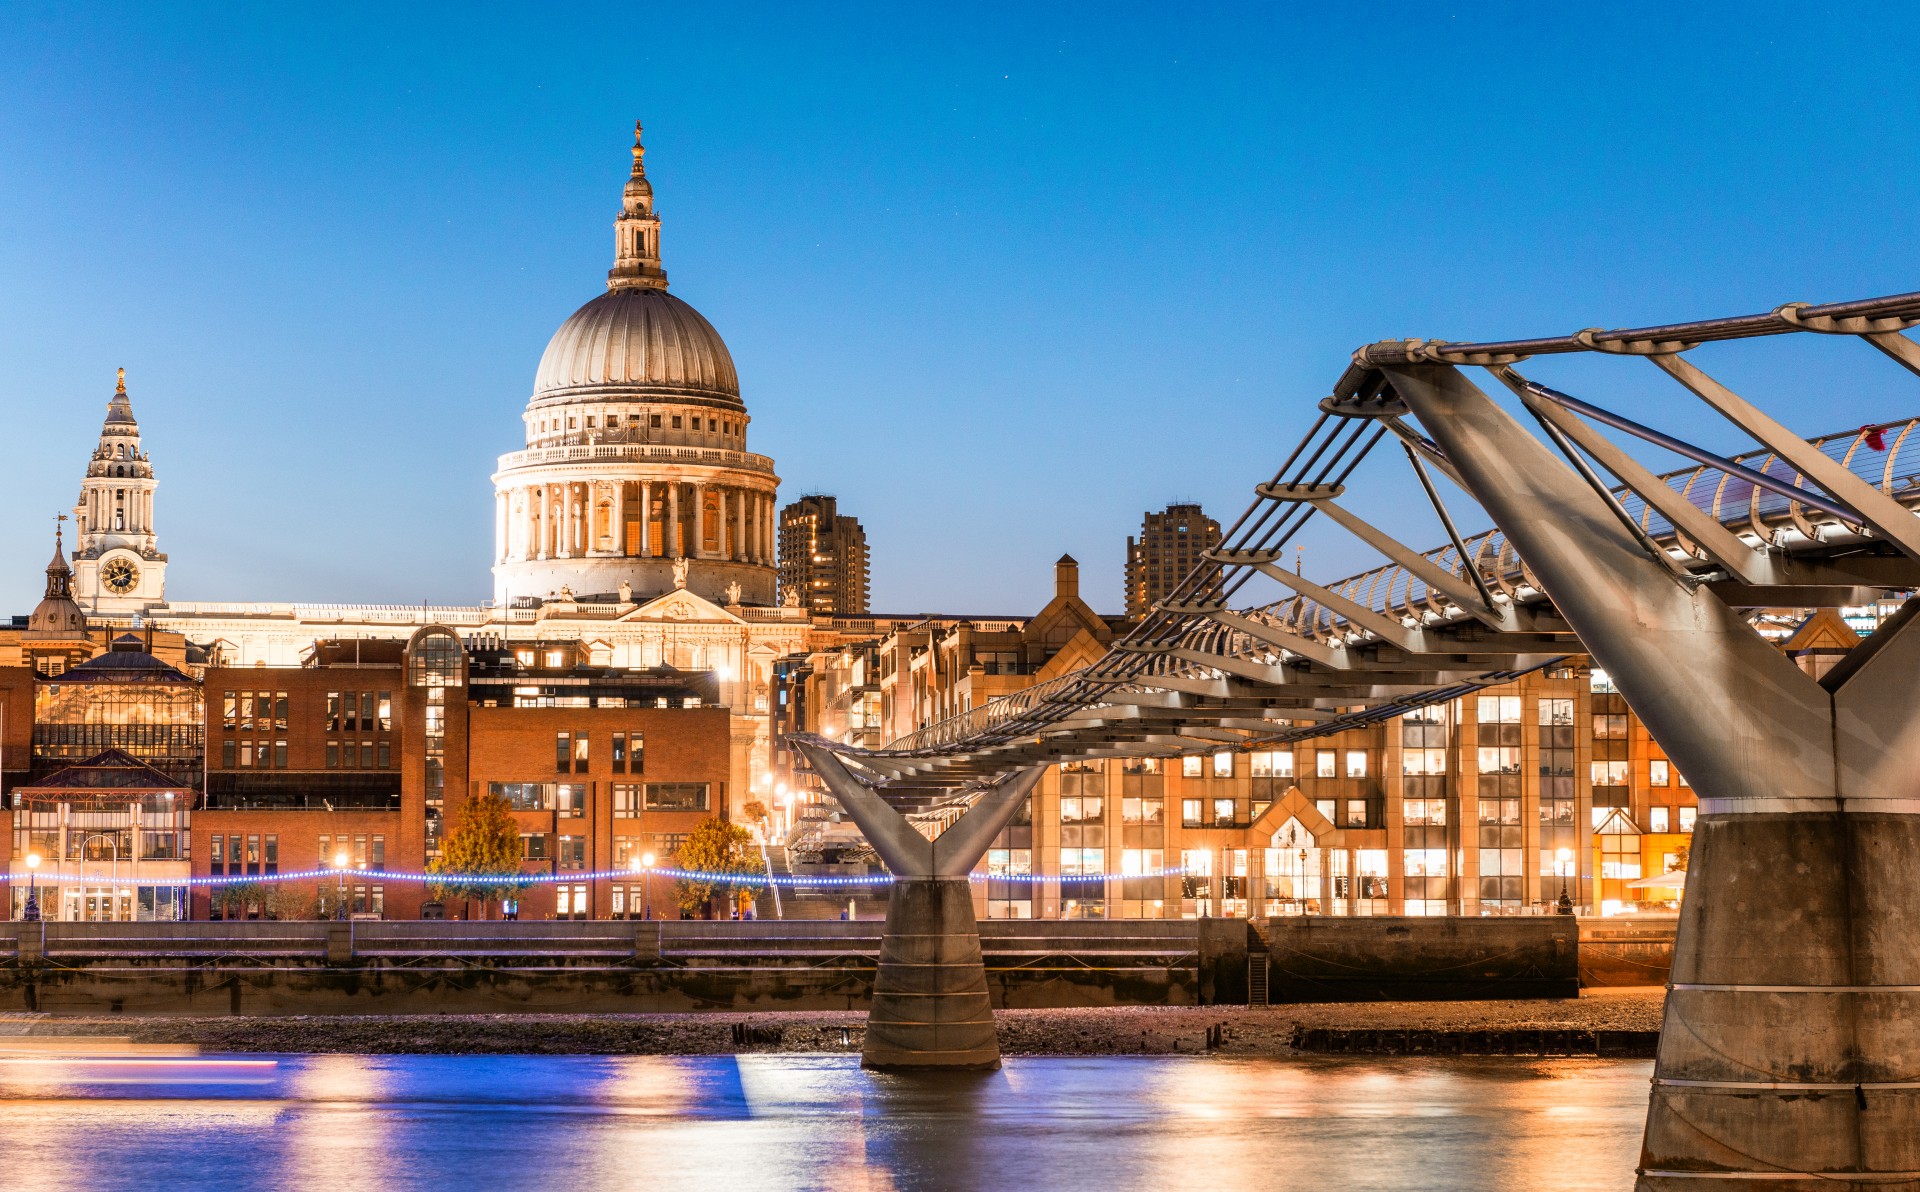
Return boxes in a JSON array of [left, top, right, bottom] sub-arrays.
[[532, 287, 739, 404], [26, 533, 87, 639]]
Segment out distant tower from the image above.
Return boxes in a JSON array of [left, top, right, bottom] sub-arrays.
[[1124, 503, 1220, 619], [71, 369, 167, 614], [777, 495, 870, 615]]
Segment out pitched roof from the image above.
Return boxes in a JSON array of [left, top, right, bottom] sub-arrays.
[[20, 748, 187, 794]]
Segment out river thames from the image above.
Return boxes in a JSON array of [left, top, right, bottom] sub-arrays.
[[0, 1052, 1648, 1191]]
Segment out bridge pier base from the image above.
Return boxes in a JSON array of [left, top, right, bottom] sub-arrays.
[[792, 742, 1042, 1071], [865, 878, 1000, 1069], [1385, 361, 1920, 1190]]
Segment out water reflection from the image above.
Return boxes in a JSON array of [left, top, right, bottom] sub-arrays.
[[0, 1053, 1648, 1192]]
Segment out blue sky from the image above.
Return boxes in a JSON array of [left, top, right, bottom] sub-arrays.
[[2, 3, 1917, 617]]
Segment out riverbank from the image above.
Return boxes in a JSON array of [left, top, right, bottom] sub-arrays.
[[0, 988, 1664, 1057]]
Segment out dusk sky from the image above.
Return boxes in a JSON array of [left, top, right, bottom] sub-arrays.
[[3, 4, 1917, 617]]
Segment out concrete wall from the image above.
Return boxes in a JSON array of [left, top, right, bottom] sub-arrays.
[[1264, 916, 1579, 1002], [0, 917, 1601, 1014]]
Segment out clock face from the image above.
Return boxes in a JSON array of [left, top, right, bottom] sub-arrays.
[[102, 557, 140, 595]]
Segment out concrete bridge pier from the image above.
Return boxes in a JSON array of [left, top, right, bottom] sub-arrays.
[[794, 743, 1042, 1070], [1386, 362, 1920, 1190]]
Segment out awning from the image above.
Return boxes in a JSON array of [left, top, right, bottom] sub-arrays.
[[1626, 870, 1686, 889]]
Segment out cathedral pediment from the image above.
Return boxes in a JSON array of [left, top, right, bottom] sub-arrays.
[[621, 588, 743, 624]]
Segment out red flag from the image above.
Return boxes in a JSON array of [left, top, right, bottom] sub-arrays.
[[1865, 425, 1888, 452]]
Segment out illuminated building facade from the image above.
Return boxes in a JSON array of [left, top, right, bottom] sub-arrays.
[[777, 495, 870, 614], [1123, 503, 1220, 620]]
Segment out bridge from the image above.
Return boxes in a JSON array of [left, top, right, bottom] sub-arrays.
[[793, 290, 1920, 1189]]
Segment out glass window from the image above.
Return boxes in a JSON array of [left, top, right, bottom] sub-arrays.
[[1650, 759, 1671, 786], [1591, 760, 1629, 786], [1679, 806, 1696, 832], [645, 783, 709, 811], [377, 692, 392, 731], [1212, 752, 1233, 778], [1343, 800, 1367, 828], [613, 784, 643, 817], [1476, 695, 1521, 723], [1181, 798, 1202, 827], [1316, 751, 1336, 779], [556, 732, 570, 773], [1344, 750, 1368, 778], [1649, 806, 1671, 833], [1181, 756, 1202, 778]]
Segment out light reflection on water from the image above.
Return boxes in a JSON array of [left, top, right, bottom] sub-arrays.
[[0, 1053, 1649, 1192]]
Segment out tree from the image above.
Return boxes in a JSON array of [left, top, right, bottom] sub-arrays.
[[673, 816, 766, 918], [429, 788, 530, 917]]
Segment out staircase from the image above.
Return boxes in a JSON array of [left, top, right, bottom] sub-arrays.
[[1246, 920, 1272, 1007]]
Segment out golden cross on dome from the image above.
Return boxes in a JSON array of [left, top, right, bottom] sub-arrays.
[[116, 367, 126, 394]]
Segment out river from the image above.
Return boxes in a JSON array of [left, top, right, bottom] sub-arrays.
[[0, 1053, 1649, 1191]]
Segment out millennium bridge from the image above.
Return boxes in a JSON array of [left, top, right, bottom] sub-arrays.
[[793, 290, 1920, 1190]]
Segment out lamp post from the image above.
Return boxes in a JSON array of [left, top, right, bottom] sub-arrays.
[[641, 852, 655, 921], [1298, 847, 1309, 916], [334, 850, 350, 921], [22, 852, 41, 922], [1555, 846, 1576, 915]]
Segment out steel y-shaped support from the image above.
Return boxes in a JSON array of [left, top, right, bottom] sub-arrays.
[[794, 741, 1042, 1070]]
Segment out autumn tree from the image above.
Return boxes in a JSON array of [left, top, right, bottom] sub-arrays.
[[429, 788, 530, 917], [673, 816, 767, 918]]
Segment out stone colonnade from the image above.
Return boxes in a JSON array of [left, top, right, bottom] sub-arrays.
[[85, 486, 153, 538], [496, 480, 776, 566]]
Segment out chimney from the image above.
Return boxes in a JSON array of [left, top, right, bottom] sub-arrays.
[[1054, 554, 1079, 600]]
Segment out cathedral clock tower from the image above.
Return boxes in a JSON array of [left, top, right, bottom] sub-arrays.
[[70, 368, 167, 614]]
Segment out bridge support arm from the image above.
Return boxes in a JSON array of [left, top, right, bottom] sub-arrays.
[[793, 740, 1043, 1070], [1384, 361, 1920, 1189]]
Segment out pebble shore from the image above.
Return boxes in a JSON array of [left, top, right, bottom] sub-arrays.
[[0, 989, 1663, 1057]]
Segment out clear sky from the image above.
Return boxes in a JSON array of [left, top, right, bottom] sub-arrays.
[[3, 3, 1917, 618]]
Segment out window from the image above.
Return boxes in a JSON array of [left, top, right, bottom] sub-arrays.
[[557, 835, 586, 871], [1477, 695, 1521, 724], [325, 741, 339, 768], [1344, 750, 1368, 779], [555, 784, 587, 818], [573, 732, 590, 773], [492, 782, 554, 811], [613, 784, 643, 818], [1593, 713, 1629, 740], [1181, 798, 1203, 827], [1649, 806, 1671, 833], [377, 741, 390, 769], [222, 739, 236, 768], [222, 692, 236, 731], [1250, 750, 1293, 778], [377, 692, 392, 731], [1679, 806, 1697, 832], [1181, 756, 1202, 778], [650, 414, 662, 428], [1591, 760, 1629, 786], [613, 732, 628, 773], [1316, 751, 1336, 779], [556, 732, 571, 773], [1650, 759, 1670, 786], [1212, 798, 1235, 827], [522, 833, 550, 860], [1343, 800, 1367, 828], [1212, 752, 1233, 778], [645, 783, 709, 811]]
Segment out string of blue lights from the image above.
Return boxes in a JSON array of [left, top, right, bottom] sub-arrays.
[[18, 864, 1195, 890]]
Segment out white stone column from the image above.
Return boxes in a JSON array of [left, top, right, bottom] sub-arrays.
[[495, 491, 508, 563], [693, 483, 709, 558], [667, 483, 681, 558], [613, 482, 626, 556], [733, 489, 746, 561], [640, 481, 652, 556], [717, 488, 729, 561], [763, 494, 775, 564]]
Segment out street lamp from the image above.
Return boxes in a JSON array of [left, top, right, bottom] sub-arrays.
[[641, 852, 656, 921], [1555, 847, 1576, 915], [22, 852, 41, 922], [334, 850, 350, 921]]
